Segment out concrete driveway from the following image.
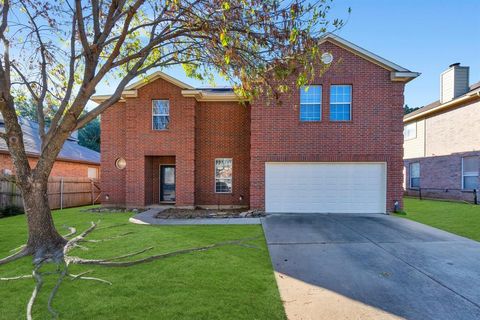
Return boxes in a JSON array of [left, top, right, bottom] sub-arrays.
[[262, 213, 480, 320]]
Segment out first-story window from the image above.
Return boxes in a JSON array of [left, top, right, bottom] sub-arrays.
[[88, 167, 98, 179], [409, 162, 420, 188], [300, 85, 322, 121], [215, 158, 232, 193], [152, 100, 170, 130], [330, 85, 352, 121], [462, 156, 479, 190]]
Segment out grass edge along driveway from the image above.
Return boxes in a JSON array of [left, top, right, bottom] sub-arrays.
[[398, 197, 480, 242], [0, 206, 286, 320]]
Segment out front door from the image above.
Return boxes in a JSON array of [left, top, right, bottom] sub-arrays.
[[160, 165, 176, 202]]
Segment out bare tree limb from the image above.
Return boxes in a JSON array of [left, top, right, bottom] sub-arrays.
[[70, 236, 260, 267]]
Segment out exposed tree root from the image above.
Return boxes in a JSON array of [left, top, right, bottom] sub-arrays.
[[27, 266, 43, 320], [0, 221, 260, 319], [0, 247, 30, 266], [1, 274, 33, 281]]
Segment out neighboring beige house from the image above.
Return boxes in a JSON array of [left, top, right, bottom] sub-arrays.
[[404, 63, 480, 202]]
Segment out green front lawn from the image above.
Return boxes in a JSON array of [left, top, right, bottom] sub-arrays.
[[0, 207, 285, 320], [399, 198, 480, 241]]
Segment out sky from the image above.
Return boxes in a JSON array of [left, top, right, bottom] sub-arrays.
[[94, 0, 480, 109]]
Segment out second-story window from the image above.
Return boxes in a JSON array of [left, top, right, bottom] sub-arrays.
[[300, 85, 322, 122], [152, 100, 170, 130], [404, 122, 417, 140], [330, 85, 352, 121]]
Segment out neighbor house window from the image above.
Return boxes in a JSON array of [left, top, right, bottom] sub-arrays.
[[404, 122, 417, 140], [215, 158, 232, 193], [330, 85, 352, 121], [462, 156, 479, 190], [409, 162, 420, 188], [300, 85, 322, 121], [152, 100, 169, 130], [88, 167, 98, 179]]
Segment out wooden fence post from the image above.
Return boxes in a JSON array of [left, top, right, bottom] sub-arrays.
[[60, 177, 64, 210], [91, 180, 94, 205]]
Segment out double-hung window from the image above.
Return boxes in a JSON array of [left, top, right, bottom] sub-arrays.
[[409, 162, 420, 189], [300, 86, 322, 121], [215, 158, 232, 193], [152, 100, 170, 130], [462, 156, 479, 190], [330, 85, 352, 121], [404, 122, 417, 140]]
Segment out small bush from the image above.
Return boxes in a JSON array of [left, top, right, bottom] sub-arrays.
[[0, 205, 24, 218]]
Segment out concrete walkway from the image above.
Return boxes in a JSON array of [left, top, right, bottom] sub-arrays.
[[262, 213, 480, 320], [129, 208, 261, 225]]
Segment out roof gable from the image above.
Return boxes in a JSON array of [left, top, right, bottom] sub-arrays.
[[319, 34, 419, 82], [125, 71, 194, 91]]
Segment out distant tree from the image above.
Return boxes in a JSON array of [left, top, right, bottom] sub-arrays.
[[78, 117, 100, 152], [404, 104, 420, 115], [15, 99, 100, 151]]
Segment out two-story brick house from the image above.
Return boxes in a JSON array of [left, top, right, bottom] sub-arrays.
[[94, 34, 418, 213], [404, 64, 480, 202]]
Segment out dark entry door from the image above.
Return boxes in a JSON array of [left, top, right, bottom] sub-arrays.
[[160, 166, 176, 202]]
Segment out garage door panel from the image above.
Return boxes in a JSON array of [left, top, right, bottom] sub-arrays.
[[265, 163, 386, 213]]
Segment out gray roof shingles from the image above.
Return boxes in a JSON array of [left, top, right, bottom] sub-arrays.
[[0, 115, 100, 164]]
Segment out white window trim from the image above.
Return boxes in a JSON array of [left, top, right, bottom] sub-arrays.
[[404, 122, 417, 141], [409, 162, 420, 189], [152, 100, 169, 130], [215, 158, 233, 194], [462, 157, 479, 190], [300, 85, 322, 122], [330, 84, 352, 121]]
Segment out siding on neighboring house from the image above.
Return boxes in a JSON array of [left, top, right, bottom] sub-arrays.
[[403, 70, 480, 202], [424, 100, 480, 156], [404, 119, 425, 159]]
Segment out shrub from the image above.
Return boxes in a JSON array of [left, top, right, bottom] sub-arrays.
[[0, 205, 24, 218]]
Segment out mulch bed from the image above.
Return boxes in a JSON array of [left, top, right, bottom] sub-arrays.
[[155, 208, 265, 219], [85, 207, 145, 214]]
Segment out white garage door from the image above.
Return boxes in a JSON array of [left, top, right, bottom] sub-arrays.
[[265, 162, 386, 213]]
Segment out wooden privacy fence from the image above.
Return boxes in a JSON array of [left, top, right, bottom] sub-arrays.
[[0, 175, 101, 210]]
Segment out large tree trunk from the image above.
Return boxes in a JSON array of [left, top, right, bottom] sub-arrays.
[[21, 178, 66, 263]]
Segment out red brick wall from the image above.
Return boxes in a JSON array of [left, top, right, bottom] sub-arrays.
[[101, 102, 127, 205], [0, 153, 99, 178], [250, 41, 405, 212], [102, 78, 196, 208], [195, 101, 250, 206]]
